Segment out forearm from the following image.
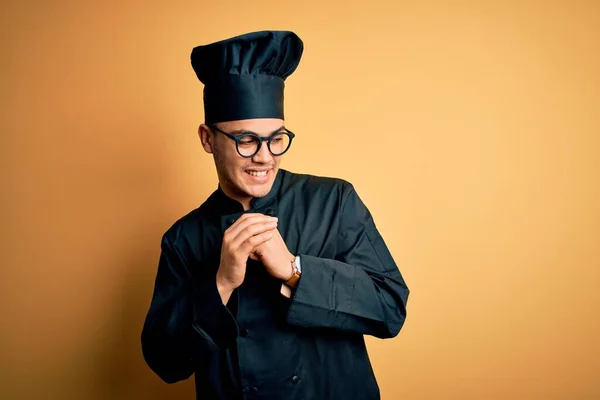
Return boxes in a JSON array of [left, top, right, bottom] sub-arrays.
[[141, 292, 199, 383], [142, 279, 239, 383], [285, 254, 409, 338]]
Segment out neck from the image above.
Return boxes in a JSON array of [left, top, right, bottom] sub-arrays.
[[219, 182, 252, 211]]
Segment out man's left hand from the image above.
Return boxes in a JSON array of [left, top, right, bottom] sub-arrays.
[[250, 228, 294, 281]]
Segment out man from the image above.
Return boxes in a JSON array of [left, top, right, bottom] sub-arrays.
[[141, 30, 409, 400]]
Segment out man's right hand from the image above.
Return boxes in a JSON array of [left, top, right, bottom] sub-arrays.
[[216, 213, 278, 304]]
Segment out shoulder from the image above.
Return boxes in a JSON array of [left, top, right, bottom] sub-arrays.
[[160, 193, 218, 246], [279, 169, 354, 197], [280, 169, 372, 226]]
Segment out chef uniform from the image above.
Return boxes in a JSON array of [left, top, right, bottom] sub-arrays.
[[141, 30, 410, 400]]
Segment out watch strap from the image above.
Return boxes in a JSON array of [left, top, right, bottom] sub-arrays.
[[284, 256, 301, 288]]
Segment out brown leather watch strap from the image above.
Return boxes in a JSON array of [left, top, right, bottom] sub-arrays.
[[284, 271, 301, 289], [284, 258, 301, 288]]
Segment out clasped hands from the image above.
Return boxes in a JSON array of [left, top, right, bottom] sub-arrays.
[[216, 213, 294, 304]]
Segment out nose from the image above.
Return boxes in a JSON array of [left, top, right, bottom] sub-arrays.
[[251, 141, 273, 163]]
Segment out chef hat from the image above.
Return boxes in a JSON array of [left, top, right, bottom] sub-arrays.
[[191, 30, 304, 124]]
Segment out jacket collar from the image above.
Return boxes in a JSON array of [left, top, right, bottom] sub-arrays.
[[211, 168, 285, 214]]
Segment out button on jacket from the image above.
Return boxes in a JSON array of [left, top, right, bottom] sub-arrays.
[[141, 169, 410, 399]]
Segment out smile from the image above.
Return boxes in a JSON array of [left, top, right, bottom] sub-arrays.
[[246, 170, 269, 177]]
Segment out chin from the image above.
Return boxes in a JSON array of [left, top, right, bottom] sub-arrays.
[[244, 181, 273, 198]]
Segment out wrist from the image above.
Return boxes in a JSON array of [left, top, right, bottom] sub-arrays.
[[283, 255, 302, 289], [216, 270, 238, 292], [283, 266, 294, 281], [216, 276, 235, 305], [216, 277, 234, 292], [279, 252, 296, 281]]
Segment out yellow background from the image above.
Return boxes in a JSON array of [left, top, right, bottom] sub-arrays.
[[1, 1, 598, 399]]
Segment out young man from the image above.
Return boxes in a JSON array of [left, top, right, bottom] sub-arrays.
[[141, 30, 409, 400]]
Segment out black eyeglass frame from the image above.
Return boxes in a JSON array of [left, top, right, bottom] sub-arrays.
[[208, 124, 296, 158]]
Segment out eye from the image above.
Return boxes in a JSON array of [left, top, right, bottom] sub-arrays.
[[272, 132, 288, 140], [238, 135, 258, 146]]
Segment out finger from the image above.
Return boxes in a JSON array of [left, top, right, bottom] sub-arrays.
[[249, 227, 278, 253], [229, 222, 277, 249], [224, 214, 273, 247], [239, 230, 274, 255], [228, 217, 277, 246], [226, 213, 277, 238]]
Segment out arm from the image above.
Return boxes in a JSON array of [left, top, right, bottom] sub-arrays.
[[285, 183, 410, 338], [141, 235, 239, 384]]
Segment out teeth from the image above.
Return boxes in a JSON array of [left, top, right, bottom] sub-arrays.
[[247, 170, 267, 177]]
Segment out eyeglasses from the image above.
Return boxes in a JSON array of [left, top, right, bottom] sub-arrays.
[[208, 124, 295, 158]]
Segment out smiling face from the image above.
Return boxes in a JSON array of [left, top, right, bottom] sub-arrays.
[[199, 118, 286, 210]]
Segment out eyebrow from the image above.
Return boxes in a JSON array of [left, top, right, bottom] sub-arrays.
[[229, 125, 286, 136]]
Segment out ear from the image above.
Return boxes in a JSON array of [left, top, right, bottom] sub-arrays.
[[198, 124, 214, 154]]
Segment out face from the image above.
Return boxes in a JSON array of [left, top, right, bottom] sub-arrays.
[[199, 118, 286, 209]]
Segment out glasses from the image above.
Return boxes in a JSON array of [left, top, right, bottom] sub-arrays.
[[209, 124, 295, 158]]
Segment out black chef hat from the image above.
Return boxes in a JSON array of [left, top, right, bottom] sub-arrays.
[[191, 30, 303, 124]]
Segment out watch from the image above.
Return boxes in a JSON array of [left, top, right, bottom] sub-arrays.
[[284, 255, 302, 289]]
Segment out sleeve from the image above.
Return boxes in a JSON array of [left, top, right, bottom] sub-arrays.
[[285, 183, 410, 339], [141, 234, 239, 384]]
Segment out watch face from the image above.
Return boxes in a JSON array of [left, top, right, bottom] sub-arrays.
[[294, 256, 302, 274]]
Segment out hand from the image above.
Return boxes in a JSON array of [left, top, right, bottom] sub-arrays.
[[217, 213, 278, 303], [249, 228, 295, 281]]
